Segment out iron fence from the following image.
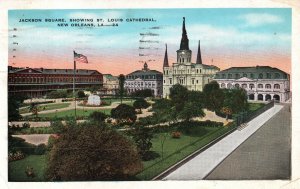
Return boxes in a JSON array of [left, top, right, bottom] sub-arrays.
[[233, 100, 275, 126]]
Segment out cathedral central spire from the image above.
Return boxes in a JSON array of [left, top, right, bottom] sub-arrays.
[[180, 17, 189, 50]]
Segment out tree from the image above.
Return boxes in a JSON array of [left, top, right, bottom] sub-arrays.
[[46, 125, 143, 181], [130, 124, 153, 160], [111, 104, 137, 123], [118, 74, 125, 104], [89, 111, 107, 123], [8, 95, 26, 121], [46, 89, 69, 99], [169, 84, 188, 112], [203, 81, 224, 112], [220, 106, 233, 121], [29, 103, 38, 119], [133, 99, 150, 113], [223, 88, 248, 114], [179, 101, 205, 122], [152, 98, 176, 123], [131, 89, 153, 98], [77, 90, 86, 98]]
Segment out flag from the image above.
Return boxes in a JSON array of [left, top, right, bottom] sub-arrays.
[[74, 51, 88, 63]]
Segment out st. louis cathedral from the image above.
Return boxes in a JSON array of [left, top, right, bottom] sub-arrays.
[[163, 17, 220, 98]]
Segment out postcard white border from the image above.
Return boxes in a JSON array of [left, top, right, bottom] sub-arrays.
[[0, 0, 299, 189]]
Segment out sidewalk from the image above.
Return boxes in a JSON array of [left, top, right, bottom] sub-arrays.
[[162, 104, 283, 180]]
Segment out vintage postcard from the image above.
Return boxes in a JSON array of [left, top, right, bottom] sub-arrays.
[[1, 0, 299, 189]]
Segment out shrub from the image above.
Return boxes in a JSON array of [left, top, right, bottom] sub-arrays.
[[89, 111, 107, 123], [111, 104, 137, 123], [171, 131, 181, 139], [8, 151, 25, 162], [22, 122, 31, 129]]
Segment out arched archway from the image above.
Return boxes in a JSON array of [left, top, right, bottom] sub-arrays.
[[273, 94, 280, 102], [258, 94, 263, 101], [248, 94, 255, 100], [265, 94, 271, 101]]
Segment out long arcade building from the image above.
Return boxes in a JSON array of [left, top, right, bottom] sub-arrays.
[[214, 66, 290, 102], [8, 66, 103, 98]]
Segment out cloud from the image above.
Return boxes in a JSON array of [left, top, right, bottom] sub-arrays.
[[239, 13, 284, 27]]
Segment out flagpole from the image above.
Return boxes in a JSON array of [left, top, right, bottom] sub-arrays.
[[73, 51, 77, 120]]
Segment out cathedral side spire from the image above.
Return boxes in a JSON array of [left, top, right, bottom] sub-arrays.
[[179, 17, 189, 50], [163, 44, 169, 67], [196, 40, 203, 64]]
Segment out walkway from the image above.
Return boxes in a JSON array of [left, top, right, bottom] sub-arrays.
[[206, 103, 291, 180], [12, 134, 51, 145], [162, 104, 283, 180]]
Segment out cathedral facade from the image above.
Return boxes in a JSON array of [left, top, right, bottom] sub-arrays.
[[163, 17, 220, 98]]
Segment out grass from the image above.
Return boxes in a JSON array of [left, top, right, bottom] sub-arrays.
[[248, 102, 265, 112], [135, 125, 235, 180], [8, 155, 47, 181], [31, 108, 112, 119], [19, 103, 71, 114]]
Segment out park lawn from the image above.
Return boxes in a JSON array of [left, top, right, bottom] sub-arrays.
[[8, 155, 47, 181], [19, 103, 71, 114], [248, 102, 265, 112], [35, 108, 112, 119], [135, 125, 235, 180]]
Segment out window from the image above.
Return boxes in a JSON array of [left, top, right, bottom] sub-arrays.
[[250, 73, 254, 78], [192, 79, 195, 85], [169, 78, 172, 84], [243, 73, 247, 77], [235, 83, 240, 88], [164, 80, 165, 84], [267, 73, 271, 79], [221, 83, 226, 88], [196, 69, 199, 73], [274, 84, 280, 89], [265, 84, 271, 89], [275, 73, 280, 79], [249, 84, 254, 89], [196, 80, 199, 84], [222, 74, 225, 79], [228, 74, 232, 79], [258, 84, 263, 88], [259, 73, 263, 79], [227, 83, 232, 88], [235, 74, 240, 79], [242, 84, 247, 88]]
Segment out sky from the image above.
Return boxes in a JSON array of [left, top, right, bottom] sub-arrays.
[[8, 8, 291, 75]]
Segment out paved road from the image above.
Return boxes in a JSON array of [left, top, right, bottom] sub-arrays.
[[163, 104, 283, 180], [206, 103, 291, 180]]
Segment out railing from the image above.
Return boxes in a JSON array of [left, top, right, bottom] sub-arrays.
[[233, 100, 275, 126]]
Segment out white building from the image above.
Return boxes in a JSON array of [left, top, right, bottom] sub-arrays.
[[163, 17, 220, 98], [102, 74, 119, 95], [214, 66, 290, 102], [124, 63, 163, 97]]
